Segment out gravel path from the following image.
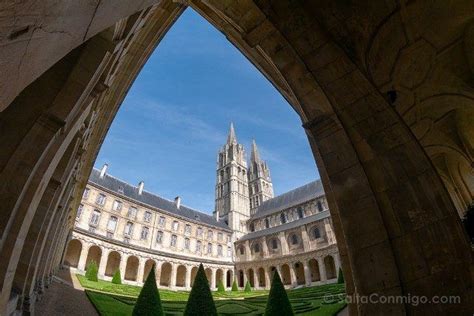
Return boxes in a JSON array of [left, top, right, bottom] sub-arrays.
[[35, 268, 98, 316]]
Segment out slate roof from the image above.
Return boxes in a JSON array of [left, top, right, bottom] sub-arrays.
[[88, 168, 231, 231], [239, 210, 331, 241], [250, 180, 325, 220]]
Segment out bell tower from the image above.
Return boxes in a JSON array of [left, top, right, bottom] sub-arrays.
[[214, 123, 250, 237], [248, 140, 274, 215]]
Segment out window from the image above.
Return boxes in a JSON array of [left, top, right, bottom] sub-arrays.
[[254, 243, 260, 253], [207, 230, 213, 240], [76, 204, 83, 219], [106, 216, 118, 232], [271, 239, 278, 250], [250, 223, 255, 232], [106, 231, 114, 238], [118, 186, 124, 194], [227, 246, 232, 257], [207, 243, 212, 255], [280, 213, 287, 224], [140, 226, 149, 240], [184, 238, 190, 250], [297, 207, 304, 219], [112, 200, 122, 212], [89, 209, 101, 226], [143, 211, 152, 223], [239, 246, 245, 255], [158, 216, 166, 227], [82, 188, 90, 199], [127, 206, 138, 219], [197, 227, 203, 237], [317, 201, 324, 212], [265, 218, 270, 229], [217, 232, 223, 241], [156, 231, 163, 244], [124, 222, 133, 236], [185, 224, 191, 235], [313, 227, 321, 239], [170, 234, 177, 247], [95, 193, 106, 206], [217, 245, 223, 256], [291, 234, 299, 245], [196, 241, 202, 253], [227, 235, 231, 243], [172, 221, 179, 231]]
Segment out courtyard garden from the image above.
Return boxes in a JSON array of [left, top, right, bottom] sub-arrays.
[[78, 274, 346, 315]]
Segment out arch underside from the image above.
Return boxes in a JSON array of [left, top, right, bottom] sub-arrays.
[[0, 0, 472, 315]]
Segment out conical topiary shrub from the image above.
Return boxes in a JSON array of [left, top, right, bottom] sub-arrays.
[[244, 280, 252, 292], [231, 280, 238, 292], [85, 260, 98, 282], [337, 268, 344, 284], [132, 265, 164, 316], [264, 271, 294, 316], [184, 264, 217, 316], [112, 269, 122, 284], [217, 280, 225, 292]]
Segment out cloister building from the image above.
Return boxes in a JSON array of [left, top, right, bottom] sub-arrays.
[[64, 126, 341, 291]]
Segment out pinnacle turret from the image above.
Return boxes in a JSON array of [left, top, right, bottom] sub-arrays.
[[250, 139, 261, 163], [227, 122, 237, 144]]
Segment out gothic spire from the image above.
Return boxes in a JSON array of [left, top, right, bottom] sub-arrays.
[[227, 122, 237, 144], [250, 139, 261, 162]]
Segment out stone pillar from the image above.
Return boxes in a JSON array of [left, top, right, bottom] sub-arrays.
[[211, 268, 216, 290], [261, 237, 269, 257], [278, 232, 289, 255], [77, 243, 90, 272], [170, 263, 177, 289], [98, 249, 109, 278], [289, 264, 297, 287], [300, 226, 310, 252], [185, 266, 192, 290], [155, 261, 163, 285], [264, 267, 271, 290], [119, 254, 128, 281], [244, 240, 251, 261], [333, 254, 341, 274], [136, 258, 145, 284], [303, 261, 312, 286], [318, 258, 327, 283]]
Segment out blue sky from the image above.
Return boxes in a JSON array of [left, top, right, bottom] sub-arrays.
[[94, 8, 319, 213]]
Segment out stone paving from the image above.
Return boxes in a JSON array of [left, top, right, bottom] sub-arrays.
[[35, 269, 98, 316]]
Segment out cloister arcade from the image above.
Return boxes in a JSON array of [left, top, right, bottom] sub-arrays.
[[64, 236, 234, 290]]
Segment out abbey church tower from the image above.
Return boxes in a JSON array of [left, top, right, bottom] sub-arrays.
[[214, 124, 250, 237], [248, 140, 274, 215]]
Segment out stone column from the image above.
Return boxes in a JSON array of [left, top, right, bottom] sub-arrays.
[[155, 261, 163, 285], [333, 254, 341, 273], [211, 268, 216, 290], [244, 241, 251, 261], [289, 264, 297, 287], [261, 237, 269, 258], [77, 243, 90, 272], [98, 249, 109, 278], [318, 258, 327, 283], [303, 261, 312, 286], [278, 232, 289, 255], [119, 254, 128, 281], [300, 226, 310, 252], [170, 263, 177, 289], [185, 266, 192, 290], [264, 267, 271, 290], [136, 258, 145, 284]]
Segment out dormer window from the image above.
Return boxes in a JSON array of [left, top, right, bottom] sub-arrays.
[[118, 186, 124, 194]]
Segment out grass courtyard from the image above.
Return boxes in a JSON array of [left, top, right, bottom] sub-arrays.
[[78, 275, 346, 315]]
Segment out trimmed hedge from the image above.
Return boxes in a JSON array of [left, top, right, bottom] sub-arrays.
[[85, 261, 98, 282], [244, 280, 252, 293], [337, 268, 344, 284], [231, 280, 238, 292], [217, 280, 225, 292], [184, 264, 217, 316], [264, 271, 294, 316], [132, 265, 164, 316], [112, 269, 122, 285]]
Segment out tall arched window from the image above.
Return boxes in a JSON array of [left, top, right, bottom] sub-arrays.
[[170, 234, 177, 247], [271, 239, 278, 249], [313, 227, 321, 239], [291, 234, 299, 245], [280, 213, 287, 224], [265, 218, 270, 229], [317, 201, 323, 212], [250, 223, 255, 232], [254, 243, 260, 253], [297, 207, 304, 219], [239, 246, 245, 255]]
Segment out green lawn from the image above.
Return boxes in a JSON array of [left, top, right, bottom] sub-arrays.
[[79, 275, 346, 315]]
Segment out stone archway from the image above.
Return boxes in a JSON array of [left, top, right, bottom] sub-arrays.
[[226, 270, 232, 288], [176, 265, 186, 288], [257, 267, 266, 288], [215, 269, 223, 288], [124, 256, 139, 281], [85, 246, 102, 268], [204, 268, 212, 285], [247, 268, 255, 287], [0, 1, 472, 315], [190, 266, 198, 286], [294, 262, 305, 285], [280, 265, 291, 286], [105, 251, 121, 277], [63, 239, 81, 268], [160, 262, 172, 287], [324, 256, 336, 280], [143, 259, 155, 281], [238, 270, 244, 288], [308, 259, 320, 282]]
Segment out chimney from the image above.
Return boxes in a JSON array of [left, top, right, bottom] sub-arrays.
[[138, 181, 144, 195], [100, 163, 108, 178], [174, 196, 181, 209]]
